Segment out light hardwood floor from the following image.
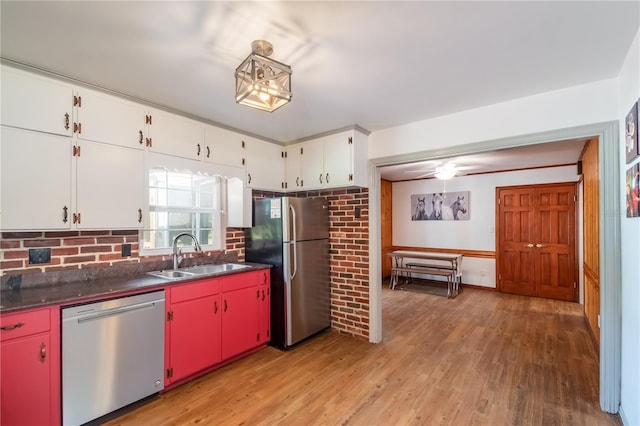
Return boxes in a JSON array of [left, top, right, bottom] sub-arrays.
[[105, 287, 621, 425]]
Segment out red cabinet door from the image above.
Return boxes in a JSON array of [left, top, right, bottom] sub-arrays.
[[221, 287, 259, 360], [1, 334, 54, 426], [167, 295, 220, 384]]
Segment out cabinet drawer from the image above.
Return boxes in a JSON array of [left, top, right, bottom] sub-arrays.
[[221, 271, 258, 292], [171, 278, 219, 304], [0, 308, 51, 342]]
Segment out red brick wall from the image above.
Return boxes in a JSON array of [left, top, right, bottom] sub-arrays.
[[1, 229, 243, 275]]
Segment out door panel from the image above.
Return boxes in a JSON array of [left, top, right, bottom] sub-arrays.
[[497, 183, 577, 302], [498, 188, 536, 296]]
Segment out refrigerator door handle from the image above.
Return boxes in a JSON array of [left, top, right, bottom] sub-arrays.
[[290, 204, 298, 280]]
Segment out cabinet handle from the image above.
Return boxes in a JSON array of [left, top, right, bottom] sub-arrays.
[[138, 208, 143, 223], [197, 143, 201, 156], [257, 289, 260, 299], [214, 300, 218, 314], [261, 290, 265, 301], [319, 174, 323, 184], [139, 130, 143, 144], [248, 173, 252, 184], [523, 243, 534, 248], [263, 272, 267, 283], [224, 299, 228, 312], [535, 243, 546, 248], [0, 322, 25, 331], [64, 113, 70, 130], [296, 177, 300, 187], [326, 173, 329, 183], [63, 206, 69, 223], [206, 146, 210, 158], [39, 342, 46, 363]]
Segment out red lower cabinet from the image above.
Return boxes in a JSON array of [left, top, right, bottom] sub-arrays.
[[0, 307, 60, 426], [165, 279, 220, 385]]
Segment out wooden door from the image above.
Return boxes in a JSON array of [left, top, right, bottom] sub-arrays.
[[535, 185, 577, 301], [497, 187, 537, 296], [497, 183, 578, 302]]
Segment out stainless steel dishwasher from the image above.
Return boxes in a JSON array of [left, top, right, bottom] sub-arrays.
[[62, 291, 165, 425]]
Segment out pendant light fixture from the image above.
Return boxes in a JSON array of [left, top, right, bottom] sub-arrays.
[[235, 40, 292, 112]]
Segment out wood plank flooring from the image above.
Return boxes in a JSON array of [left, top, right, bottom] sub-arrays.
[[104, 288, 620, 425]]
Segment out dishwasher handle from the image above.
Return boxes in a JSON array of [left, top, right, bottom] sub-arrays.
[[75, 300, 160, 324]]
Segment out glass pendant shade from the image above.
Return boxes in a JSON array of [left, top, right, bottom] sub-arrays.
[[235, 41, 292, 112]]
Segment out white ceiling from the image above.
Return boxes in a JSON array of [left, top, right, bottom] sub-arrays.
[[378, 137, 587, 181], [1, 1, 638, 144]]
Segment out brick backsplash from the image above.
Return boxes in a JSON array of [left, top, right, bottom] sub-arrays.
[[1, 188, 370, 340], [0, 229, 244, 275]]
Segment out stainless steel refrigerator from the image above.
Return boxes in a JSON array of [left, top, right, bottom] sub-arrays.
[[244, 197, 330, 350]]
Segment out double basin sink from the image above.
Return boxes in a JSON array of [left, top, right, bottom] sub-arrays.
[[147, 263, 250, 280]]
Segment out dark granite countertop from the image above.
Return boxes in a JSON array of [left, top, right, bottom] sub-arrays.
[[0, 262, 271, 314]]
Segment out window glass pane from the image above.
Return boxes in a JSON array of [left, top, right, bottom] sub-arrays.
[[145, 167, 221, 251], [167, 188, 191, 208]]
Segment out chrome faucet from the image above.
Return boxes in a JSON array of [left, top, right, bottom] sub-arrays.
[[172, 232, 202, 270]]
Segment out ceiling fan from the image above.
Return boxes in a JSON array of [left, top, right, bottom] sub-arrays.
[[402, 160, 477, 180]]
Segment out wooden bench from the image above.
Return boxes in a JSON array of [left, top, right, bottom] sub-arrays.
[[390, 266, 456, 298]]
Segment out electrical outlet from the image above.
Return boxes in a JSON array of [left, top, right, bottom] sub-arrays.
[[29, 248, 51, 264]]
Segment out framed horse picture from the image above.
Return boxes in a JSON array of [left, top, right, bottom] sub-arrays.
[[626, 101, 638, 164], [411, 191, 470, 221]]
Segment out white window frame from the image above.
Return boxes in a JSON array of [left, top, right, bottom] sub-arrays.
[[141, 153, 225, 256]]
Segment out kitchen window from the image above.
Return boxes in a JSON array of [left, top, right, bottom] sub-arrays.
[[143, 166, 223, 252]]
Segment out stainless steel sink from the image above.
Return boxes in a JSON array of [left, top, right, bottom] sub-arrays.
[[182, 263, 250, 275], [147, 270, 196, 280], [147, 263, 250, 280]]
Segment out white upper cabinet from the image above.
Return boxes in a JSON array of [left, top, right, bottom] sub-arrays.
[[75, 89, 147, 150], [203, 125, 245, 168], [75, 141, 144, 229], [284, 145, 302, 190], [1, 126, 72, 230], [1, 65, 73, 137], [146, 109, 203, 160], [298, 140, 324, 190], [292, 129, 368, 191], [244, 137, 285, 191]]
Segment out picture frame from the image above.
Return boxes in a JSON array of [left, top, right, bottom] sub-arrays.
[[411, 191, 469, 221], [625, 101, 638, 164], [626, 163, 639, 218]]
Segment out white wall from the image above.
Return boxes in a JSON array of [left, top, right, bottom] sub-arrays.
[[370, 79, 618, 159], [392, 165, 578, 288], [617, 29, 640, 426]]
